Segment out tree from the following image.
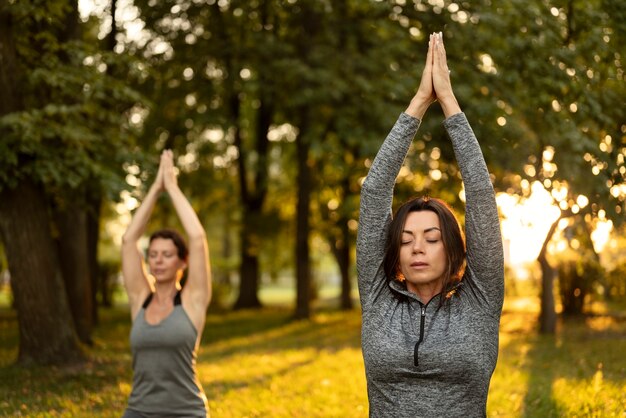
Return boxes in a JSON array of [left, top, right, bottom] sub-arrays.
[[129, 0, 295, 309], [278, 0, 435, 317], [462, 0, 626, 332], [0, 0, 142, 364]]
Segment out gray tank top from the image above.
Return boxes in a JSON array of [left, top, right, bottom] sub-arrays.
[[127, 293, 208, 417]]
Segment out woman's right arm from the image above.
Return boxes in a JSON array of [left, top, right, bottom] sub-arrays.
[[356, 115, 420, 311], [357, 34, 438, 311], [121, 161, 163, 319]]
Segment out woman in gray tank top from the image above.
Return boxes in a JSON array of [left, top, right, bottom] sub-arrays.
[[357, 33, 504, 417], [121, 149, 212, 418]]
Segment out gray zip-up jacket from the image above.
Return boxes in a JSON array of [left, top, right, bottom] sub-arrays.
[[357, 112, 504, 418]]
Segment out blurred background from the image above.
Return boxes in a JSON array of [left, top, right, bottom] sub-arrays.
[[0, 0, 624, 416]]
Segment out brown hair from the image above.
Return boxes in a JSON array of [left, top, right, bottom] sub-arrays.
[[383, 196, 466, 303], [149, 229, 189, 261]]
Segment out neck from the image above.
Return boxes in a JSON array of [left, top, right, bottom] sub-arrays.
[[152, 281, 179, 302], [407, 281, 442, 305]]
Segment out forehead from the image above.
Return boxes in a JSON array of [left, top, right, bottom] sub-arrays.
[[148, 237, 177, 251], [402, 211, 440, 232]]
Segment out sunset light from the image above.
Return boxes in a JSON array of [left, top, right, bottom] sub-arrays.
[[497, 182, 561, 265], [496, 181, 614, 269]]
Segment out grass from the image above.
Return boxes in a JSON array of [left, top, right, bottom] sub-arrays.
[[1, 290, 625, 417]]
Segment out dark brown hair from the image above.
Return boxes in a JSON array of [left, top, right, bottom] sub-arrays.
[[383, 196, 466, 303], [149, 229, 189, 261]]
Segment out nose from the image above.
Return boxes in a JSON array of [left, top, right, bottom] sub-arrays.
[[412, 238, 424, 254]]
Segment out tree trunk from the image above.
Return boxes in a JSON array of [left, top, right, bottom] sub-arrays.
[[294, 125, 312, 319], [330, 232, 352, 310], [538, 251, 557, 334], [325, 178, 354, 311], [336, 223, 353, 311], [212, 217, 232, 308], [215, 2, 275, 310], [0, 180, 84, 365], [0, 3, 83, 365], [55, 205, 94, 345], [232, 88, 272, 309], [234, 216, 262, 309], [338, 178, 353, 310], [559, 260, 586, 316], [87, 194, 101, 321], [538, 218, 559, 334]]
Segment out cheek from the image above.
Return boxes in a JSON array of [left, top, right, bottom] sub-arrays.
[[434, 246, 447, 265], [399, 246, 412, 266]]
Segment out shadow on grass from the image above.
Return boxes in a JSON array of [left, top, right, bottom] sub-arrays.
[[209, 357, 316, 392], [202, 307, 293, 345], [201, 307, 362, 361], [520, 312, 626, 417], [521, 333, 563, 418]]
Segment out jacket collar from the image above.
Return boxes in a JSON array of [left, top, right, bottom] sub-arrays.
[[387, 279, 464, 305]]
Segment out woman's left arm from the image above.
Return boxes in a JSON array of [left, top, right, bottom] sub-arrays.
[[161, 150, 211, 332], [435, 34, 504, 314], [445, 114, 504, 315]]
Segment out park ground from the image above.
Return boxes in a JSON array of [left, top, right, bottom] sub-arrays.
[[1, 285, 625, 417]]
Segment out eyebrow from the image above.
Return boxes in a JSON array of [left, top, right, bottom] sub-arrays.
[[402, 227, 441, 236]]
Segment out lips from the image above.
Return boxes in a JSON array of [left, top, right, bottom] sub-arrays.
[[410, 262, 429, 268]]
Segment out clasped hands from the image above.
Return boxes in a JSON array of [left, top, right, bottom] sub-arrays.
[[153, 149, 179, 193], [406, 32, 461, 120]]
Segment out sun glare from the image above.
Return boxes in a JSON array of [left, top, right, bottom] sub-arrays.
[[497, 182, 561, 266], [591, 219, 613, 253], [497, 181, 615, 275]]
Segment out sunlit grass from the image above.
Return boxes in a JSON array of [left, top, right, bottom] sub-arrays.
[[1, 290, 625, 417], [201, 308, 367, 417], [488, 298, 626, 417]]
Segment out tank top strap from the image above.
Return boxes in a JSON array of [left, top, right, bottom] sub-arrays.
[[142, 293, 153, 309]]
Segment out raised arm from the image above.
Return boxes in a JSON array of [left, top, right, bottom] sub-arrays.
[[435, 34, 504, 314], [161, 150, 212, 331], [357, 34, 440, 311], [357, 115, 419, 310], [121, 158, 164, 319]]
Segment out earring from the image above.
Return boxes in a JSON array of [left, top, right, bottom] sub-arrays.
[[395, 269, 406, 282]]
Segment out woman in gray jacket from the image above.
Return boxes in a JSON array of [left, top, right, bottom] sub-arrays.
[[356, 32, 504, 417]]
